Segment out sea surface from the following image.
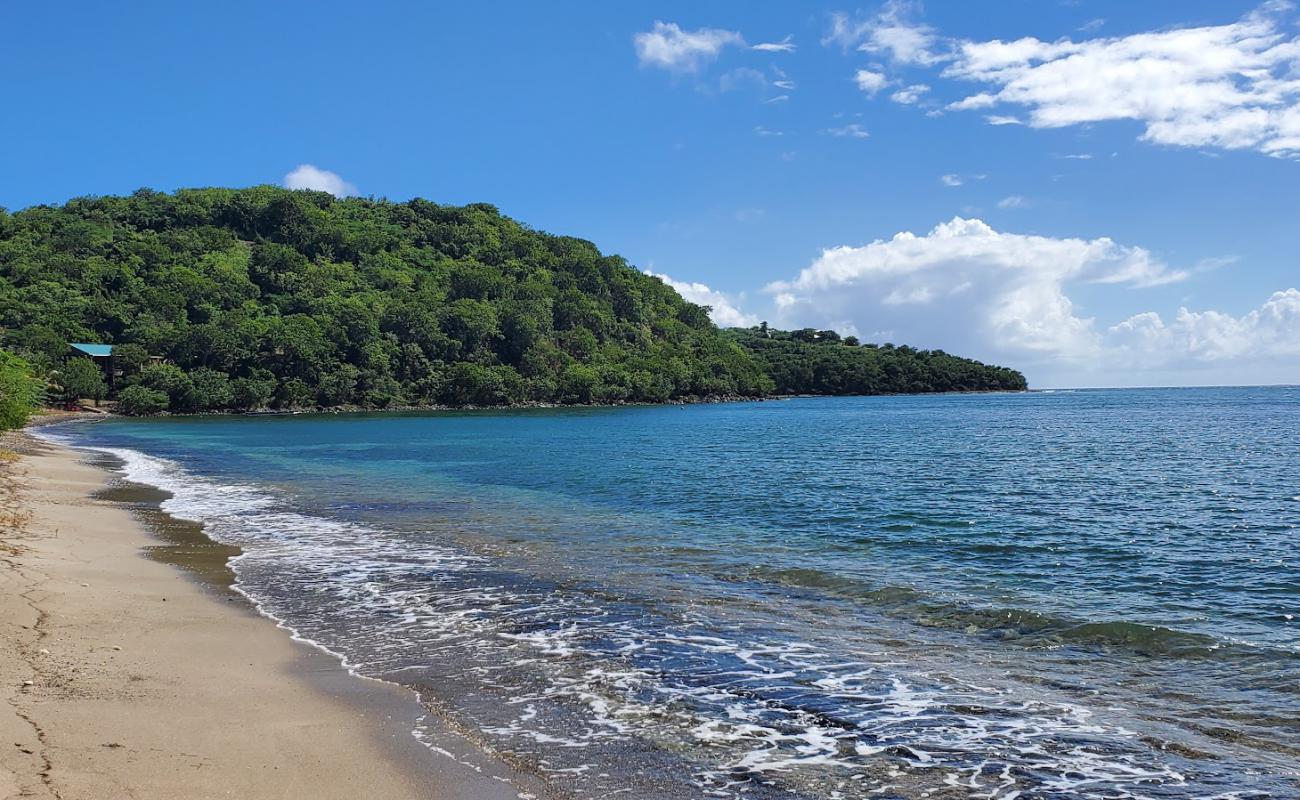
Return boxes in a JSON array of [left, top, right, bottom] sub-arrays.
[[40, 388, 1300, 799]]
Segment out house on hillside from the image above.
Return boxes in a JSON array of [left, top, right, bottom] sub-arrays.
[[67, 343, 115, 384], [66, 343, 161, 387]]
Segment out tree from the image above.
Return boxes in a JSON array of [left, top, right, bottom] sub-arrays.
[[138, 363, 195, 409], [189, 368, 234, 410], [0, 350, 42, 429], [231, 370, 276, 411], [60, 357, 107, 405], [116, 385, 169, 415], [112, 343, 151, 380]]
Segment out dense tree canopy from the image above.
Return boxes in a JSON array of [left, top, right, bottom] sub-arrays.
[[0, 187, 1024, 414], [0, 187, 771, 411], [726, 326, 1027, 395]]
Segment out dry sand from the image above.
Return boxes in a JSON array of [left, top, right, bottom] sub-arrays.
[[0, 430, 546, 800]]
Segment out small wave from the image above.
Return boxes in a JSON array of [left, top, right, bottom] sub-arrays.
[[742, 564, 1290, 661]]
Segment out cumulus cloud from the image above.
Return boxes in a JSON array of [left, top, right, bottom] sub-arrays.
[[756, 217, 1298, 385], [648, 271, 758, 327], [825, 2, 944, 65], [634, 21, 745, 72], [854, 69, 889, 96], [764, 217, 1188, 360], [943, 4, 1300, 157], [1108, 289, 1300, 363], [890, 83, 930, 104], [283, 164, 357, 197]]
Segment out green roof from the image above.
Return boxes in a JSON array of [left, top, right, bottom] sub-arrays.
[[69, 343, 113, 357]]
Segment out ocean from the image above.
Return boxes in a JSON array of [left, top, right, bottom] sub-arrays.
[[40, 388, 1300, 799]]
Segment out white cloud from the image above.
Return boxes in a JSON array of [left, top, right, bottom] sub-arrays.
[[940, 173, 963, 186], [1058, 153, 1094, 160], [754, 218, 1299, 385], [754, 125, 785, 137], [827, 123, 870, 139], [890, 83, 930, 104], [997, 194, 1029, 208], [1108, 289, 1300, 363], [854, 69, 889, 96], [763, 217, 1189, 369], [825, 2, 944, 65], [985, 114, 1023, 126], [283, 164, 357, 197], [753, 35, 797, 53], [648, 272, 758, 327], [634, 21, 744, 72], [944, 4, 1300, 157]]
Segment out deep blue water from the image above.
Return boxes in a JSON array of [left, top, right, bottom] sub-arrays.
[[44, 388, 1300, 799]]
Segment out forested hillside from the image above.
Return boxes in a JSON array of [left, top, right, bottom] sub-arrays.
[[0, 187, 771, 410], [727, 326, 1027, 395], [0, 187, 1025, 413]]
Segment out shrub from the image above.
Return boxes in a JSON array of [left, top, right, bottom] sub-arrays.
[[115, 385, 169, 415], [0, 350, 43, 430]]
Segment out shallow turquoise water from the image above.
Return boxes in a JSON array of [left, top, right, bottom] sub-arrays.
[[47, 388, 1300, 798]]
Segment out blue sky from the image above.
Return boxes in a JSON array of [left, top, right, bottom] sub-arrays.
[[2, 1, 1297, 387]]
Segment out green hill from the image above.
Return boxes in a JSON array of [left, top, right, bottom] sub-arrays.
[[0, 187, 1024, 413]]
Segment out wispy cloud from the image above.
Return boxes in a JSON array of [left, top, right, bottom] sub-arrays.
[[753, 34, 797, 53], [634, 21, 744, 72], [824, 1, 945, 65], [997, 194, 1030, 209], [826, 123, 870, 139]]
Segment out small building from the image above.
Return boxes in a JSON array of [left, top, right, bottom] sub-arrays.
[[67, 343, 116, 386]]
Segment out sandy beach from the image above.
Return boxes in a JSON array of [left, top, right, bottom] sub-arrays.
[[0, 428, 543, 800]]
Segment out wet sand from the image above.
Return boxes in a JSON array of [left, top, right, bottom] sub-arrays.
[[0, 429, 546, 800]]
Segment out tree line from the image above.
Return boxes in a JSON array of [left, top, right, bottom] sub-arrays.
[[726, 326, 1027, 395], [0, 187, 1025, 418]]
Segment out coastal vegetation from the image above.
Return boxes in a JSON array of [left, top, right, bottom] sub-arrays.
[[0, 188, 1025, 414], [727, 326, 1027, 395], [0, 350, 42, 430]]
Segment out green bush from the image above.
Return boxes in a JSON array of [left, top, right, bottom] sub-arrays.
[[115, 385, 169, 415], [0, 350, 43, 430], [59, 357, 107, 404]]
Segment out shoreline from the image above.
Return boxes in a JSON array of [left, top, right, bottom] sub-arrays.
[[0, 429, 548, 799]]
